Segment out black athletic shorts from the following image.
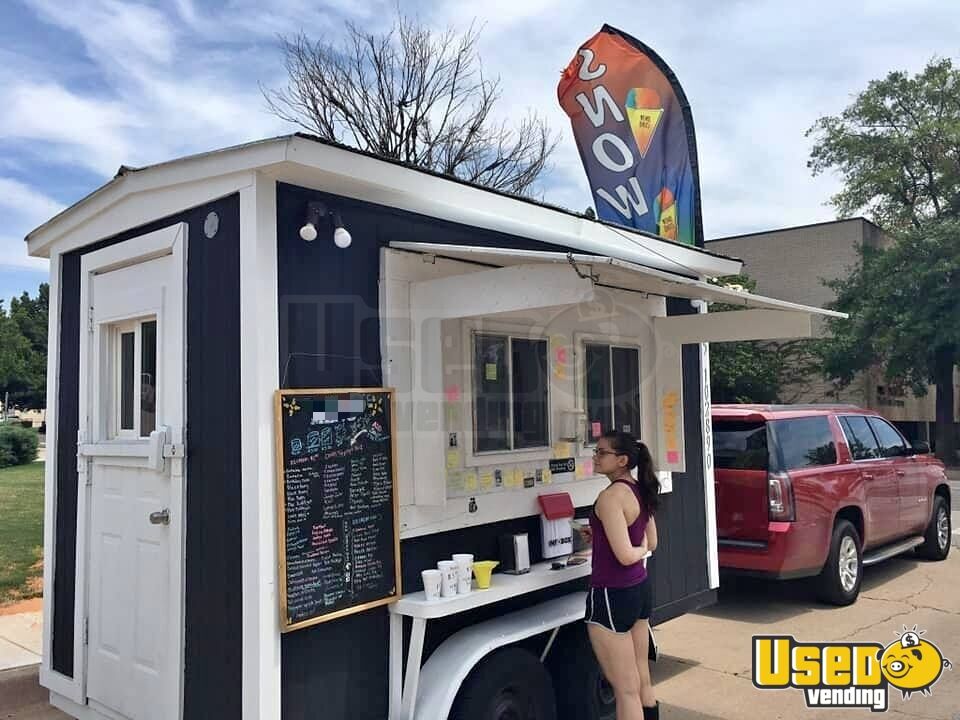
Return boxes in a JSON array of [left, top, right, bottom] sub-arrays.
[[585, 580, 652, 633]]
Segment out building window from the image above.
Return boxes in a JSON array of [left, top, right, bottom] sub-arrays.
[[584, 343, 641, 442], [473, 334, 549, 452]]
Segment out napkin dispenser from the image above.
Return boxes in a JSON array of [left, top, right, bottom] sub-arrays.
[[498, 532, 530, 574]]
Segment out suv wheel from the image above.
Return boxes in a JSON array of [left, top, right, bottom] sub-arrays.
[[817, 520, 862, 606], [916, 496, 951, 561]]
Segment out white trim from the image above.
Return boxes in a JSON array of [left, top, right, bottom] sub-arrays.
[[400, 475, 610, 539], [653, 308, 816, 344], [31, 171, 256, 260], [28, 136, 741, 280], [39, 251, 85, 702], [239, 173, 282, 720], [389, 242, 843, 319], [604, 588, 615, 631], [697, 301, 720, 590]]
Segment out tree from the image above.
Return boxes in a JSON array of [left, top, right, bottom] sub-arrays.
[[808, 58, 960, 464], [820, 222, 959, 463], [0, 284, 48, 410], [709, 275, 824, 404], [263, 15, 557, 196], [0, 302, 32, 409]]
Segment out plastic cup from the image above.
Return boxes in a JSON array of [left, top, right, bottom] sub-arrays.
[[421, 569, 442, 601], [452, 554, 474, 594], [473, 560, 499, 589], [437, 560, 458, 598]]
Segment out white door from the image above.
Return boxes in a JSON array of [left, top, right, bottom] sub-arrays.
[[78, 224, 186, 720]]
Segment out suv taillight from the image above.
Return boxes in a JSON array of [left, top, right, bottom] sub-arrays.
[[768, 471, 795, 522]]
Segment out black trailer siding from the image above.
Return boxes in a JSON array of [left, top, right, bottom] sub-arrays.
[[50, 197, 243, 720], [646, 299, 712, 621], [51, 253, 80, 676], [277, 183, 714, 720]]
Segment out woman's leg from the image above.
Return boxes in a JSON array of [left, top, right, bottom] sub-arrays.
[[630, 619, 657, 707], [587, 622, 645, 720]]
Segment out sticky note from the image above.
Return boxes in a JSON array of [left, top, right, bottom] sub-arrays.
[[577, 459, 595, 479], [444, 385, 461, 403], [464, 471, 478, 491], [543, 469, 552, 484], [509, 468, 523, 488], [667, 450, 680, 464], [447, 471, 464, 494], [591, 421, 602, 439], [446, 449, 461, 470], [485, 363, 498, 381], [553, 442, 572, 459], [445, 403, 461, 427], [479, 471, 494, 490]]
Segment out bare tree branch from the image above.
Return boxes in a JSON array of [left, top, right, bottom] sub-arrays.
[[261, 14, 557, 197]]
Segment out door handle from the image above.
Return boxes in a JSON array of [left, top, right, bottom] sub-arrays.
[[895, 470, 905, 477], [149, 508, 170, 526], [862, 474, 874, 481]]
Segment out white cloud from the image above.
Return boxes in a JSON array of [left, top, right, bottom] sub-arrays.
[[25, 0, 177, 70], [1, 0, 958, 253], [0, 177, 63, 269], [0, 178, 63, 221], [0, 81, 138, 175]]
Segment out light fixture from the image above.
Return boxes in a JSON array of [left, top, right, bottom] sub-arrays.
[[299, 201, 351, 248], [332, 210, 352, 248]]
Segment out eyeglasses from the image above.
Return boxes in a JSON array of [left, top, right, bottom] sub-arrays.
[[592, 448, 623, 457]]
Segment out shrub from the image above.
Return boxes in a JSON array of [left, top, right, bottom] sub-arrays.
[[0, 424, 39, 468]]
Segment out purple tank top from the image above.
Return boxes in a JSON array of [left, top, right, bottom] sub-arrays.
[[590, 479, 649, 588]]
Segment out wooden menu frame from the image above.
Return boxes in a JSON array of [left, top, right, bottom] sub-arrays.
[[274, 387, 402, 632]]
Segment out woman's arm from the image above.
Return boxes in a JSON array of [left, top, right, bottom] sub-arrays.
[[595, 490, 648, 566], [644, 514, 658, 554]]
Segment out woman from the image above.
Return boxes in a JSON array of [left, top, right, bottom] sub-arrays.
[[586, 430, 660, 720]]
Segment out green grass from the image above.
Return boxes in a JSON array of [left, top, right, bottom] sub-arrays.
[[0, 462, 44, 604]]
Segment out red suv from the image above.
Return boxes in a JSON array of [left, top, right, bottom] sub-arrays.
[[712, 405, 951, 605]]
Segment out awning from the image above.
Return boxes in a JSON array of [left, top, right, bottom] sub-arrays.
[[388, 242, 846, 319]]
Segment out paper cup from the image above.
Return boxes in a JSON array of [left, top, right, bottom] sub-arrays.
[[437, 560, 458, 598], [452, 554, 474, 594], [421, 569, 442, 601]]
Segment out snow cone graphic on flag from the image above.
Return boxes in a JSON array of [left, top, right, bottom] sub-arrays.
[[655, 188, 677, 241], [625, 88, 663, 159]]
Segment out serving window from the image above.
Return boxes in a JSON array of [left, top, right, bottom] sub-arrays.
[[472, 333, 549, 453], [583, 342, 641, 443]]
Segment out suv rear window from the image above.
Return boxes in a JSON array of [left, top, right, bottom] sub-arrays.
[[713, 421, 768, 470], [769, 416, 837, 470]]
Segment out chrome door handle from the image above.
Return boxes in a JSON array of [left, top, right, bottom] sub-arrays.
[[862, 474, 874, 481], [896, 470, 905, 477], [149, 508, 170, 525]]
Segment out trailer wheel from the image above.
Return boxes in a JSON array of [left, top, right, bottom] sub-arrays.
[[450, 646, 556, 720], [545, 625, 616, 720]]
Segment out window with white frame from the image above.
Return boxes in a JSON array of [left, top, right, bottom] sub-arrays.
[[111, 318, 158, 439], [583, 343, 641, 443], [472, 333, 549, 452]]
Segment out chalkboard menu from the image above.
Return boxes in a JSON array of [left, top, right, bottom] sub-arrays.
[[275, 388, 401, 631]]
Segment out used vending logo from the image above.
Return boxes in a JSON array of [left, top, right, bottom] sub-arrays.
[[752, 627, 952, 712]]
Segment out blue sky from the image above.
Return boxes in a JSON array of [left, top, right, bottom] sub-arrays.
[[1, 0, 959, 304]]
